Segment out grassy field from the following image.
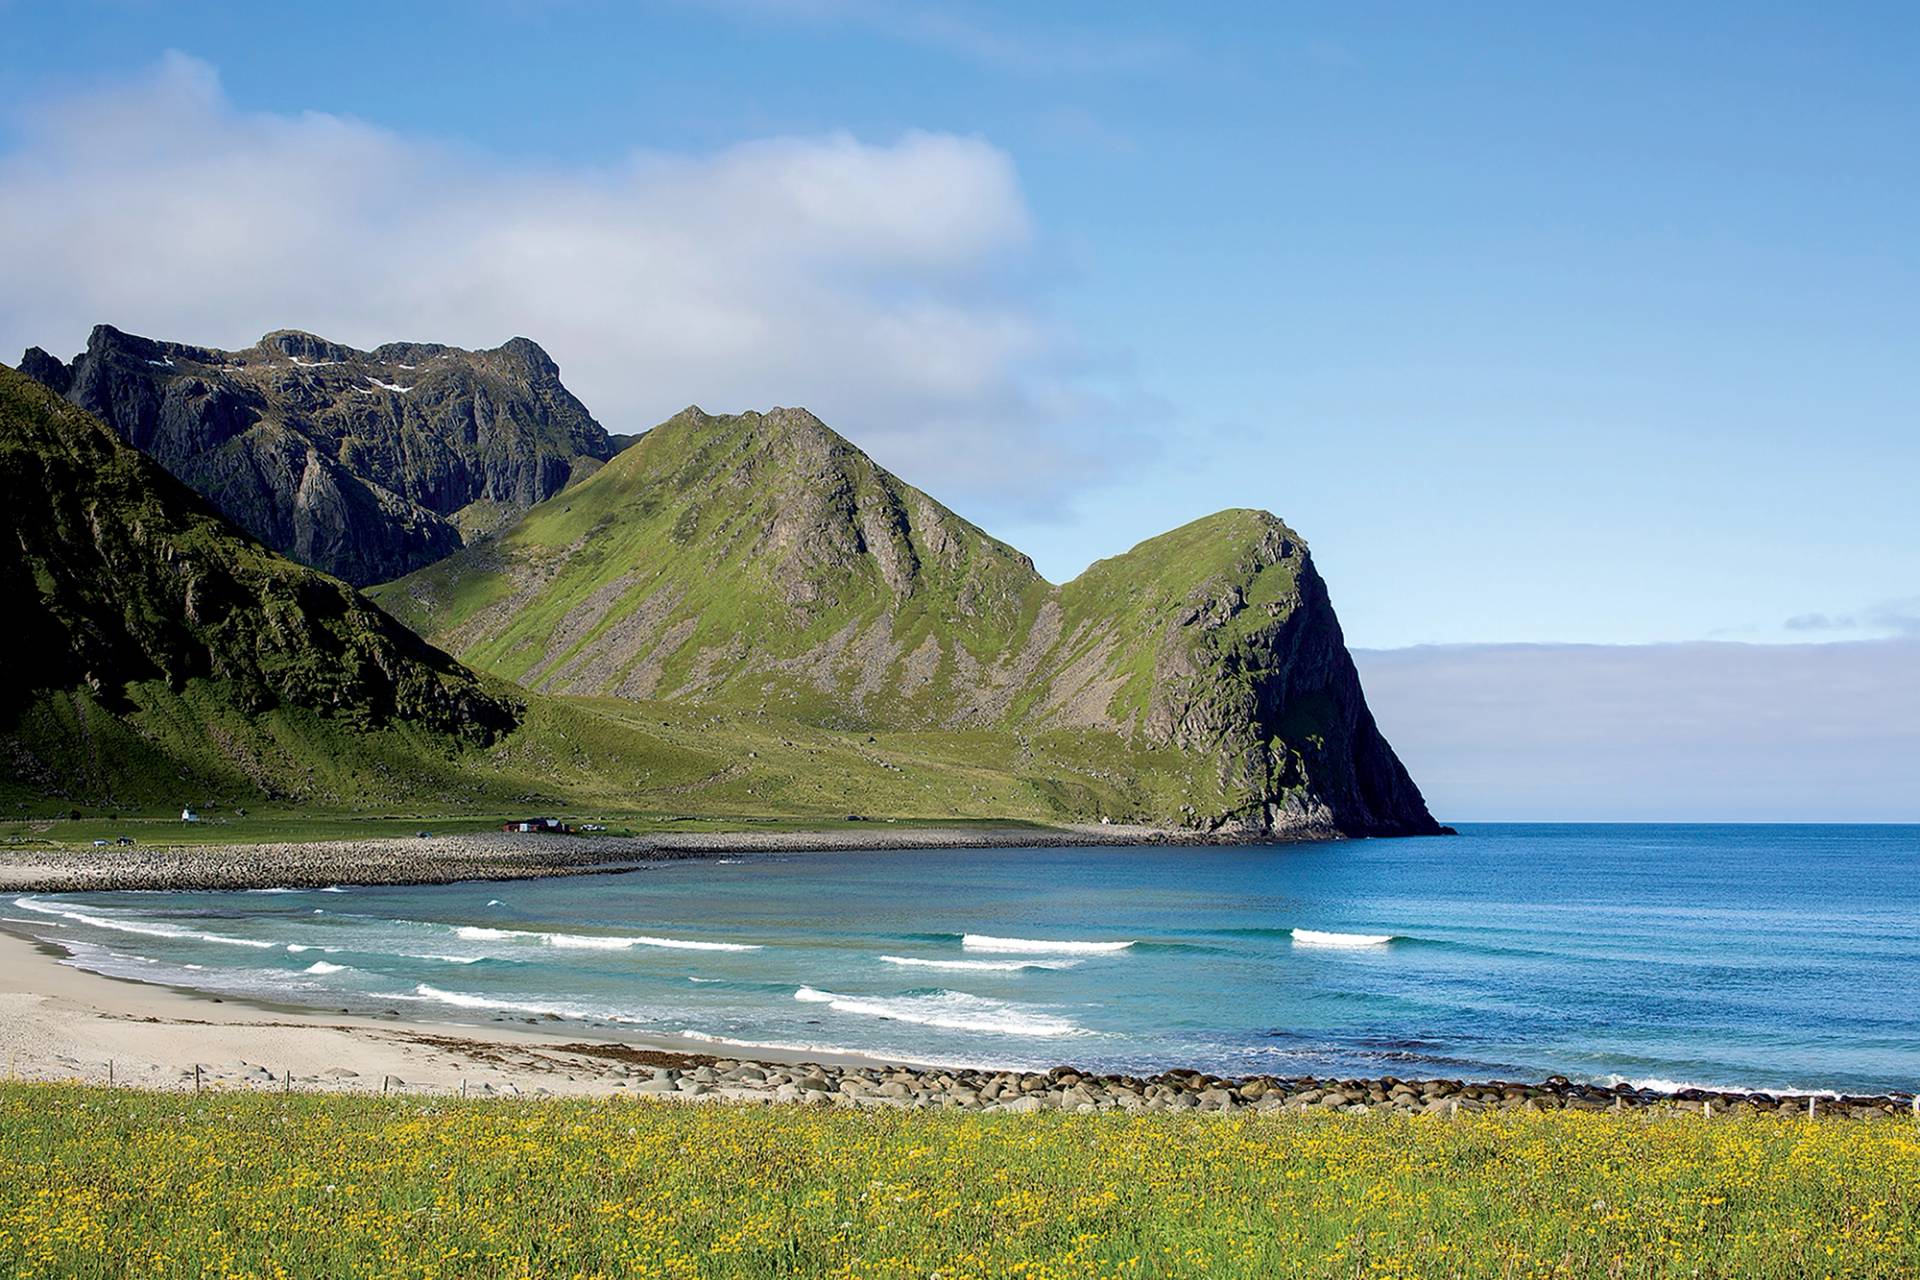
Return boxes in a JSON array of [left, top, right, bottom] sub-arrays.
[[1, 1085, 1915, 1278], [0, 675, 1221, 836]]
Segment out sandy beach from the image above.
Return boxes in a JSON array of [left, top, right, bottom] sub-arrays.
[[0, 925, 890, 1099]]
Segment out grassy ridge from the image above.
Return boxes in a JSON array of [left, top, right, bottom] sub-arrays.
[[366, 404, 1444, 836], [369, 409, 1305, 745], [1, 1084, 1915, 1278], [372, 406, 1055, 724]]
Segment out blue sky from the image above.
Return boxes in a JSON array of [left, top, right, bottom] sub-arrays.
[[1, 3, 1915, 817], [4, 1, 1914, 650]]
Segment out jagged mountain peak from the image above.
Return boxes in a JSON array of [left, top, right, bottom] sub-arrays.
[[17, 323, 616, 585]]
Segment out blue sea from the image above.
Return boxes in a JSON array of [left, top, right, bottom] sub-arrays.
[[9, 825, 1918, 1094]]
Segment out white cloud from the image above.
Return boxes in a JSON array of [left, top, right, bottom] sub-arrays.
[[0, 52, 1134, 509]]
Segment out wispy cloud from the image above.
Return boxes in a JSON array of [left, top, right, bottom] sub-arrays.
[[0, 52, 1153, 513], [683, 0, 1180, 75], [1783, 597, 1920, 637]]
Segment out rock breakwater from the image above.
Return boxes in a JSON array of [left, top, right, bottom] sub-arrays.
[[544, 1054, 1916, 1119]]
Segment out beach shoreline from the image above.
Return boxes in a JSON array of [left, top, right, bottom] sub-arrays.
[[0, 823, 1232, 894], [4, 927, 1910, 1118]]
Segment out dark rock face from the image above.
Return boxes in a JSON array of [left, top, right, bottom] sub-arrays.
[[1188, 564, 1442, 838], [0, 364, 518, 796], [1140, 520, 1445, 838], [19, 326, 615, 584]]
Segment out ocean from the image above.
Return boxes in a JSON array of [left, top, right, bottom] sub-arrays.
[[9, 824, 1917, 1094]]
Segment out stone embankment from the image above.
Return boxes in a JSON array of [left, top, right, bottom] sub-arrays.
[[565, 1059, 1915, 1119], [0, 825, 1207, 893]]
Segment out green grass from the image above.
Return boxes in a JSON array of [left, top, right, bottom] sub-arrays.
[[1, 1084, 1915, 1278], [368, 413, 1302, 753], [355, 409, 1328, 832], [4, 669, 1233, 837]]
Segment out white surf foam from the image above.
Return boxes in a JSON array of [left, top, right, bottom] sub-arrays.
[[404, 983, 582, 1019], [1603, 1075, 1840, 1098], [302, 961, 348, 975], [401, 953, 486, 965], [13, 897, 274, 949], [1291, 928, 1395, 949], [794, 985, 1087, 1037], [453, 924, 760, 952], [880, 954, 1078, 972], [961, 934, 1132, 955], [544, 932, 646, 951]]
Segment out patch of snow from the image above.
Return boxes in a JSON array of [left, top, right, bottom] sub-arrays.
[[145, 357, 175, 368], [290, 357, 341, 368], [367, 377, 413, 393]]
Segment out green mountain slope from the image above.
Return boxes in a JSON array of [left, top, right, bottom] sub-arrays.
[[0, 363, 521, 810], [373, 407, 1441, 836], [0, 371, 1246, 831]]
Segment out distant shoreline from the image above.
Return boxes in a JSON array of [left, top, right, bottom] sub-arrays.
[[0, 823, 1290, 894]]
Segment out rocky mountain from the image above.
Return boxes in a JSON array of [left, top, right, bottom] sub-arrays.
[[0, 363, 519, 808], [374, 406, 1442, 837], [18, 325, 615, 585]]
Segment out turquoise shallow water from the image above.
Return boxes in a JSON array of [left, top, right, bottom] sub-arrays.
[[10, 824, 1918, 1093]]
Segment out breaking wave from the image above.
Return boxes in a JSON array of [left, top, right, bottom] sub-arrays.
[[451, 924, 760, 952], [880, 954, 1078, 972], [794, 985, 1088, 1037], [13, 897, 274, 949], [960, 934, 1133, 955], [1291, 928, 1396, 949], [400, 983, 617, 1021]]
